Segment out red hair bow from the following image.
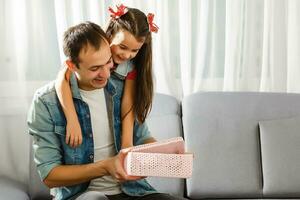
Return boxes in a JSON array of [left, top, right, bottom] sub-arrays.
[[147, 13, 159, 33], [108, 4, 128, 19]]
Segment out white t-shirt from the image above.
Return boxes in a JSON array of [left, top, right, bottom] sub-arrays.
[[79, 88, 121, 195]]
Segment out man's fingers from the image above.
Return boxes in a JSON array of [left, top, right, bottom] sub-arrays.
[[120, 147, 133, 155], [118, 147, 133, 162], [125, 174, 144, 181], [116, 166, 143, 181]]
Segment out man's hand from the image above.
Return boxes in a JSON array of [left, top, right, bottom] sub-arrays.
[[104, 148, 145, 182]]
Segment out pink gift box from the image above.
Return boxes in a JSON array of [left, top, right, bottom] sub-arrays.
[[124, 137, 193, 178]]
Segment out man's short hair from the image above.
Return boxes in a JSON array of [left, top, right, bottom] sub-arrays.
[[63, 21, 108, 68]]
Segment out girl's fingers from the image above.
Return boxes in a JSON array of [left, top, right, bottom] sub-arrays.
[[66, 127, 84, 147], [65, 68, 71, 81], [69, 134, 74, 147], [78, 135, 83, 145], [74, 136, 79, 147], [74, 133, 82, 147], [65, 132, 70, 144]]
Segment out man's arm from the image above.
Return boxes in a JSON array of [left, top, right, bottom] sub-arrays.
[[44, 159, 106, 188], [43, 149, 135, 188], [28, 92, 140, 189]]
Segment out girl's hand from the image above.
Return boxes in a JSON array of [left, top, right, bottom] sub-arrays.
[[121, 139, 133, 149], [65, 116, 83, 148]]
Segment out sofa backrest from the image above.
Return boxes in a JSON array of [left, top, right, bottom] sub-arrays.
[[182, 92, 300, 199], [29, 136, 52, 200], [29, 93, 184, 198], [146, 93, 185, 197]]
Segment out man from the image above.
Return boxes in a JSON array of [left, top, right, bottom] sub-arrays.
[[27, 22, 185, 200]]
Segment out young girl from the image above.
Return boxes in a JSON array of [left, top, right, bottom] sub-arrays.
[[55, 4, 158, 148]]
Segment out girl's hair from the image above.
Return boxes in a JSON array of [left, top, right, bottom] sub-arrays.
[[106, 8, 153, 123]]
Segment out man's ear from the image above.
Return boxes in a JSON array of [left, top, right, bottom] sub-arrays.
[[65, 60, 75, 71]]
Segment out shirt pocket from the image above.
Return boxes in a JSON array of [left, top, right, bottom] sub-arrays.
[[54, 125, 83, 164], [54, 125, 66, 136], [47, 104, 67, 126]]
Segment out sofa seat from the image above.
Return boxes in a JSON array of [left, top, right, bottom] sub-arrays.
[[0, 176, 29, 200]]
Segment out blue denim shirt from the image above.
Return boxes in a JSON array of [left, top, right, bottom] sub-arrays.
[[27, 74, 156, 200]]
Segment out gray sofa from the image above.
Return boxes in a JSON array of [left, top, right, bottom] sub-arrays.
[[1, 92, 300, 199]]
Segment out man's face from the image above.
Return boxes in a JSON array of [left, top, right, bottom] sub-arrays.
[[74, 41, 113, 91]]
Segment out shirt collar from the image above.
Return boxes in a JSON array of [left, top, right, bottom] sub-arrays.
[[70, 73, 116, 100]]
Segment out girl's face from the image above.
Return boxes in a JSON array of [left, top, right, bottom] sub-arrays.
[[110, 29, 145, 65]]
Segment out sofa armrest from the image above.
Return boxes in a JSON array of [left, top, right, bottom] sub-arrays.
[[0, 176, 29, 200]]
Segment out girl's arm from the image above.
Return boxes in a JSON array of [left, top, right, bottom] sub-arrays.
[[121, 79, 136, 148], [55, 66, 82, 148], [143, 137, 157, 144]]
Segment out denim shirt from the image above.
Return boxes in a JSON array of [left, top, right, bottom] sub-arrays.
[[113, 60, 134, 80], [27, 74, 156, 200]]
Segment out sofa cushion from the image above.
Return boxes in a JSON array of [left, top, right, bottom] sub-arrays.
[[182, 92, 300, 199], [29, 137, 52, 200], [259, 117, 300, 198], [146, 93, 185, 197], [182, 92, 264, 199], [0, 176, 29, 200]]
